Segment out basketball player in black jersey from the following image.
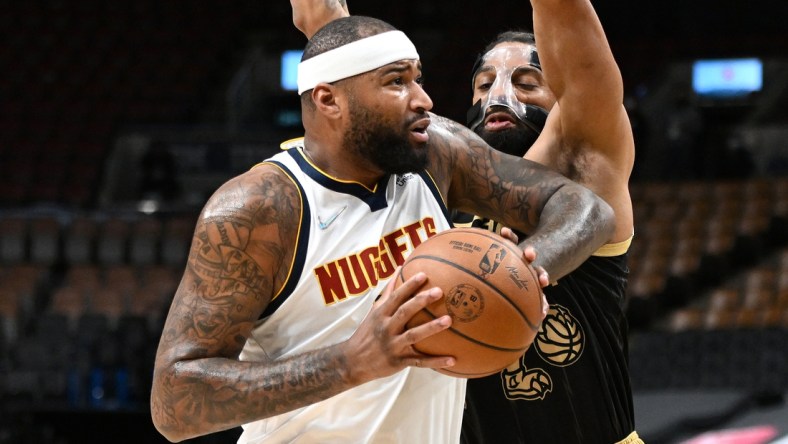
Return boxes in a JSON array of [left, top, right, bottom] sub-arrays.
[[291, 0, 639, 442], [455, 1, 639, 443]]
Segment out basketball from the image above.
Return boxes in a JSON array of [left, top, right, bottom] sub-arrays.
[[395, 227, 543, 378]]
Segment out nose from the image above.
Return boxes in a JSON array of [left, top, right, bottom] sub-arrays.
[[489, 79, 510, 103], [412, 83, 433, 113]]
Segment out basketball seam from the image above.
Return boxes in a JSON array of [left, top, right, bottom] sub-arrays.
[[439, 367, 501, 378], [415, 307, 529, 353], [407, 254, 540, 332]]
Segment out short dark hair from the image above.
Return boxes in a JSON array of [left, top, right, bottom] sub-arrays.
[[302, 16, 397, 62], [480, 30, 535, 55]]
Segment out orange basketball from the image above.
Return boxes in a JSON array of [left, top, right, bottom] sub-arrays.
[[395, 227, 543, 378]]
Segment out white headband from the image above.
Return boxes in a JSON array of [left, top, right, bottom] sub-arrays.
[[297, 30, 419, 95]]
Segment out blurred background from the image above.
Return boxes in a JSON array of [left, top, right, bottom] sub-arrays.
[[0, 0, 786, 442]]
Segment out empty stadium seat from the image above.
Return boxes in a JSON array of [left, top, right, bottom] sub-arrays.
[[160, 216, 194, 267], [128, 218, 162, 265], [0, 217, 28, 264], [29, 217, 61, 265], [96, 218, 130, 265], [63, 216, 97, 264]]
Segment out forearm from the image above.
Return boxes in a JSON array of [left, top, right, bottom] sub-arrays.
[[531, 0, 622, 107], [521, 183, 615, 281], [151, 346, 354, 442], [430, 114, 614, 272], [291, 0, 349, 39]]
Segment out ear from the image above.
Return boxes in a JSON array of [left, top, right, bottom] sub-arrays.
[[311, 83, 344, 119]]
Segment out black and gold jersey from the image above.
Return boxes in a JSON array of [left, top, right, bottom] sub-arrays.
[[456, 212, 637, 444]]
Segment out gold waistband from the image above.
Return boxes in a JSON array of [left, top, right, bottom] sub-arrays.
[[616, 431, 644, 444], [592, 234, 633, 257]]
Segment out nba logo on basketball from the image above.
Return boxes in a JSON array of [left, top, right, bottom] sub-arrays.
[[479, 244, 506, 278]]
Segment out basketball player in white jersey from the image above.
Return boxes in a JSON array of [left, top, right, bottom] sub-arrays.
[[151, 16, 615, 443]]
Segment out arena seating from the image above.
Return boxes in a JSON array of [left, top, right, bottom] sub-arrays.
[[626, 177, 788, 396], [0, 0, 272, 209], [2, 176, 785, 414]]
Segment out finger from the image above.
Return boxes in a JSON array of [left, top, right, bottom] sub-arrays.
[[535, 266, 550, 288], [399, 299, 457, 369], [384, 266, 401, 294], [540, 294, 549, 319], [390, 286, 444, 332], [402, 307, 451, 345], [378, 271, 427, 313], [404, 353, 456, 370], [521, 245, 538, 263], [500, 227, 519, 244], [519, 246, 549, 287], [374, 266, 403, 305]]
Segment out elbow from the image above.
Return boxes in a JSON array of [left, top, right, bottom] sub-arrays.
[[150, 397, 182, 443], [290, 2, 317, 39], [153, 426, 183, 443], [150, 374, 191, 443], [592, 193, 616, 243], [151, 409, 192, 443], [291, 12, 309, 38]]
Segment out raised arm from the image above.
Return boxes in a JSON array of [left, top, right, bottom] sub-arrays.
[[290, 0, 350, 39], [528, 0, 634, 243], [530, 0, 626, 155], [150, 165, 454, 442], [428, 114, 615, 281]]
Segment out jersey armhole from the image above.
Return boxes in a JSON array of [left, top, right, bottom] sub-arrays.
[[258, 160, 311, 319]]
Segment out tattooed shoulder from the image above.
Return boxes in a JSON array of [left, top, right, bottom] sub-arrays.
[[186, 165, 302, 310]]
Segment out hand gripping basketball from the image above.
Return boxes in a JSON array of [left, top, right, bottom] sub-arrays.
[[394, 227, 544, 378]]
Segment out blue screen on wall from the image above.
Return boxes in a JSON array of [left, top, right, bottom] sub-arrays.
[[281, 50, 304, 91], [692, 58, 762, 97]]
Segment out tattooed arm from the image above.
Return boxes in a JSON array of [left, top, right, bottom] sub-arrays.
[[427, 114, 615, 281], [150, 164, 454, 442], [291, 0, 349, 39]]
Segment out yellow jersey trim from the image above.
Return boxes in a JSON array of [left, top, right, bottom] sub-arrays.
[[279, 136, 383, 193], [257, 161, 304, 301], [280, 136, 305, 150], [422, 170, 448, 207], [294, 147, 378, 193]]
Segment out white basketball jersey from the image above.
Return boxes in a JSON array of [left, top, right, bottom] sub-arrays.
[[237, 148, 465, 444]]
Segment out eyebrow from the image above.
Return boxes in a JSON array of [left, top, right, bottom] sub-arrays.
[[476, 64, 541, 75], [380, 60, 422, 75], [475, 66, 496, 76], [512, 65, 542, 76]]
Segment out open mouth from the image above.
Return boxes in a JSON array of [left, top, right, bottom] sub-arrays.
[[484, 111, 517, 131], [409, 117, 431, 143]]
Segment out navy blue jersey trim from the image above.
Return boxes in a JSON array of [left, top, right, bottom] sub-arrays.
[[259, 160, 311, 320], [286, 148, 390, 211], [417, 170, 453, 228]]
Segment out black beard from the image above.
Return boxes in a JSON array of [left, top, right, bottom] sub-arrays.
[[344, 100, 428, 175], [474, 124, 539, 158]]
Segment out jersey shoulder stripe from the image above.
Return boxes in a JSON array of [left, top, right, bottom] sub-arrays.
[[258, 159, 311, 319], [418, 170, 451, 225]]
